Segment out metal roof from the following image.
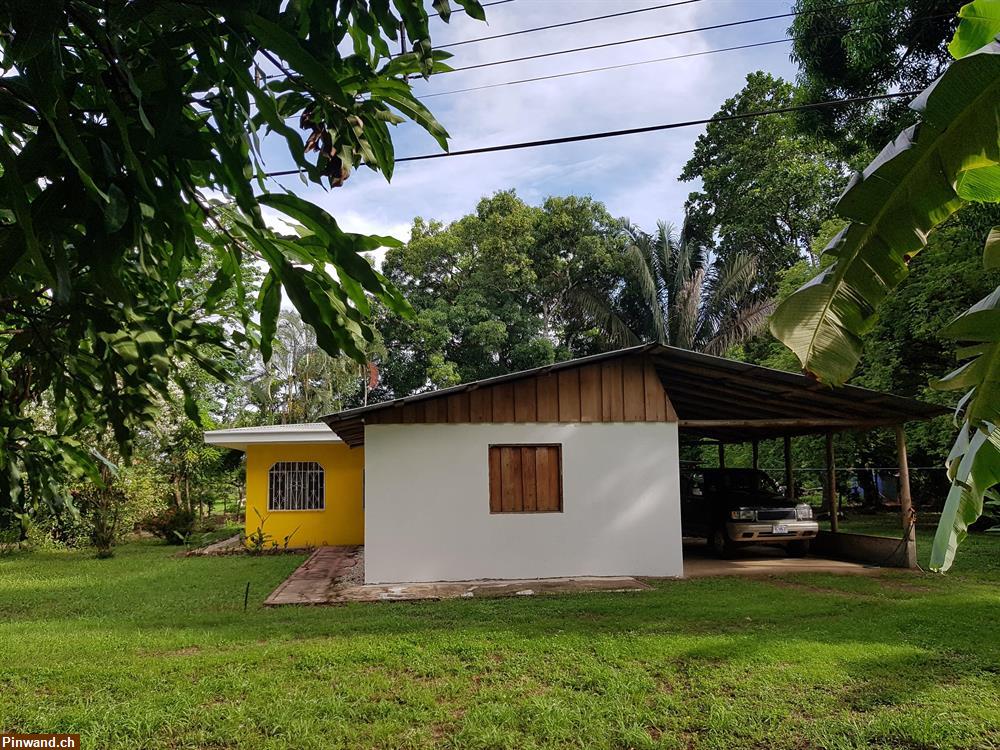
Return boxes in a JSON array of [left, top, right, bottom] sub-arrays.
[[204, 422, 342, 451], [320, 344, 947, 443]]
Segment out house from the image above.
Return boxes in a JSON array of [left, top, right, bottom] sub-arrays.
[[204, 344, 944, 583]]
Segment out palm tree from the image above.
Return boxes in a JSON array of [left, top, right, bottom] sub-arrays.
[[248, 311, 380, 422], [572, 218, 774, 355]]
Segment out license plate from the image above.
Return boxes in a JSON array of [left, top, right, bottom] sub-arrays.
[[772, 524, 789, 534]]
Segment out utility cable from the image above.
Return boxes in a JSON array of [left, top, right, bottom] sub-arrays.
[[418, 12, 952, 98], [436, 0, 703, 49], [261, 0, 878, 81], [261, 91, 920, 177], [446, 0, 879, 72]]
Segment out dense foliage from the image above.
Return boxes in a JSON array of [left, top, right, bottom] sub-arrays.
[[791, 0, 964, 160], [0, 0, 482, 527], [680, 72, 845, 288], [374, 191, 625, 396], [772, 1, 1000, 569], [3, 0, 996, 570]]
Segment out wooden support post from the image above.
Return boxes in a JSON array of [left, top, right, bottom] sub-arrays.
[[895, 425, 917, 568], [826, 432, 839, 532], [752, 440, 759, 470], [718, 442, 726, 469], [783, 436, 794, 502]]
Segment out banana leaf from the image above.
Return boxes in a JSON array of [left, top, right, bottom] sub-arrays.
[[949, 0, 1000, 60], [929, 422, 1000, 571], [769, 39, 1000, 385]]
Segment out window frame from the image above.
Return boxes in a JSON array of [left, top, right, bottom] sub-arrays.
[[267, 460, 326, 512], [488, 443, 564, 514]]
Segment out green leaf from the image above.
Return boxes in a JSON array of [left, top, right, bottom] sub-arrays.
[[454, 0, 487, 22], [244, 15, 348, 106], [104, 183, 129, 233], [368, 80, 450, 151], [6, 0, 62, 62], [949, 0, 1000, 59], [770, 40, 1000, 384], [939, 286, 1000, 343], [985, 225, 1000, 269], [934, 284, 1000, 436], [930, 423, 1000, 571], [258, 270, 281, 363], [432, 0, 451, 22], [257, 192, 403, 295], [0, 140, 47, 281]]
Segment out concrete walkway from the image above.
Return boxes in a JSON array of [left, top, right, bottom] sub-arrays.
[[264, 546, 650, 605], [264, 546, 362, 605], [330, 576, 652, 603], [184, 533, 242, 556]]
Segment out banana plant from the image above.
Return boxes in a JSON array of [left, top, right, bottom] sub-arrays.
[[769, 0, 1000, 571]]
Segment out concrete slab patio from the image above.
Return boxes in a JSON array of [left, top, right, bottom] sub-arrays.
[[264, 541, 900, 606], [681, 539, 894, 578], [264, 546, 651, 605]]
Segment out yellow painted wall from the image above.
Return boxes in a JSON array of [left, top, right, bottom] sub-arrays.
[[245, 443, 364, 548]]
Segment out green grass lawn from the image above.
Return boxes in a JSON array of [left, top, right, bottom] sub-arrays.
[[1, 522, 998, 750]]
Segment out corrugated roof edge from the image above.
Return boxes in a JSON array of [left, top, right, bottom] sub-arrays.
[[319, 343, 948, 426]]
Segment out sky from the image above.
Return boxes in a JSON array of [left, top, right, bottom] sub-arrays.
[[258, 0, 801, 244]]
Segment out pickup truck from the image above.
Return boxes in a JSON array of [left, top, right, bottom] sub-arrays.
[[681, 468, 819, 557]]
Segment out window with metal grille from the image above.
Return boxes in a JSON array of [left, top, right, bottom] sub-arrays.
[[268, 461, 325, 511]]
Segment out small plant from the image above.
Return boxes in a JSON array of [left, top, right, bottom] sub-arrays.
[[0, 526, 20, 556], [142, 506, 197, 545], [74, 483, 127, 559], [242, 509, 299, 555]]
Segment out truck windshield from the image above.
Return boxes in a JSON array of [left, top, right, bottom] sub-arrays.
[[695, 469, 783, 500], [726, 471, 779, 494]]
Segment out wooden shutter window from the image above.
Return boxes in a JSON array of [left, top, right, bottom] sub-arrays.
[[488, 444, 563, 513]]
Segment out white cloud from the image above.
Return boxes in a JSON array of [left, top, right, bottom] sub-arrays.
[[257, 0, 798, 236]]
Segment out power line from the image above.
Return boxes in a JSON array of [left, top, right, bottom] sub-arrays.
[[261, 91, 920, 177], [436, 0, 703, 49], [423, 38, 791, 97], [446, 0, 879, 73], [262, 0, 877, 82], [418, 12, 952, 98]]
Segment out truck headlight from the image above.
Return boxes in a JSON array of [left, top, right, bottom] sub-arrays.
[[796, 504, 813, 520], [730, 508, 755, 521]]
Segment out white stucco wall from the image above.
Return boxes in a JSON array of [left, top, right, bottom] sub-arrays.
[[363, 422, 682, 583]]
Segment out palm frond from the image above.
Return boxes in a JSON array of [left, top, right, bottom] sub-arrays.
[[672, 267, 705, 351], [622, 238, 668, 344], [564, 286, 643, 348], [702, 297, 776, 355], [703, 252, 759, 310]]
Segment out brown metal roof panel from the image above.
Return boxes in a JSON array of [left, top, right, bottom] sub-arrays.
[[319, 344, 948, 434]]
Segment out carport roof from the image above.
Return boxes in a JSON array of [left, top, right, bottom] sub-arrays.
[[320, 344, 947, 444]]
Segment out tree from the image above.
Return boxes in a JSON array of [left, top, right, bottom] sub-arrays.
[[0, 0, 484, 518], [375, 191, 624, 396], [770, 0, 1000, 570], [576, 220, 774, 355], [249, 309, 382, 422], [679, 72, 845, 289], [790, 0, 964, 161]]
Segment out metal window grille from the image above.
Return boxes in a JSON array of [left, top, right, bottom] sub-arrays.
[[268, 461, 325, 511]]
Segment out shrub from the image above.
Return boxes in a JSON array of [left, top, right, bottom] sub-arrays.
[[243, 509, 299, 555], [142, 507, 196, 545]]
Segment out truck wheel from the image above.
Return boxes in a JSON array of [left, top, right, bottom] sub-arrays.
[[711, 528, 734, 558], [787, 540, 811, 557]]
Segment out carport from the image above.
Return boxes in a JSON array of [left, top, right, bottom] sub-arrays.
[[643, 346, 948, 571]]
